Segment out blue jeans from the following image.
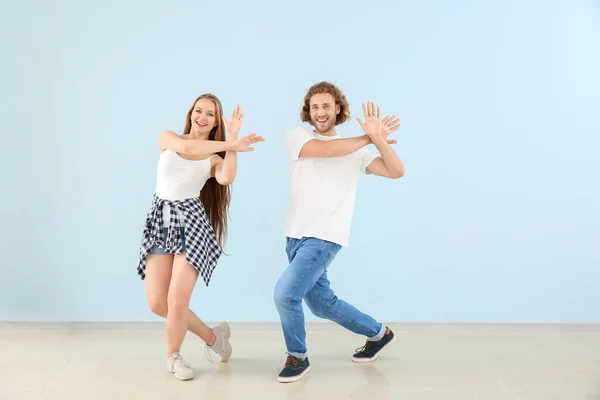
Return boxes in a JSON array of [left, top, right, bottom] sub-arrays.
[[273, 237, 385, 358]]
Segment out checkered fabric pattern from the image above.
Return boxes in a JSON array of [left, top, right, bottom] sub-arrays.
[[137, 195, 222, 286]]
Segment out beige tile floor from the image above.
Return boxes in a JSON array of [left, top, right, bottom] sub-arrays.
[[1, 324, 599, 399]]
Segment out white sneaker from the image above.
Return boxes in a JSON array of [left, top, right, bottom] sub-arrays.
[[167, 352, 194, 381], [205, 321, 232, 362]]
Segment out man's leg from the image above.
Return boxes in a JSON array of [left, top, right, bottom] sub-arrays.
[[304, 270, 396, 362], [273, 237, 340, 382]]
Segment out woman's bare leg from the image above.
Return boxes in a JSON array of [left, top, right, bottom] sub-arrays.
[[145, 254, 216, 347]]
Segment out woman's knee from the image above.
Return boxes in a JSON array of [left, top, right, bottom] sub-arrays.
[[148, 294, 168, 317], [167, 291, 191, 315]]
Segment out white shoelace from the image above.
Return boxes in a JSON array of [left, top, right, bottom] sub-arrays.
[[173, 354, 191, 369], [204, 345, 214, 363]]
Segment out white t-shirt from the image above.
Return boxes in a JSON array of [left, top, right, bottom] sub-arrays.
[[284, 127, 378, 247]]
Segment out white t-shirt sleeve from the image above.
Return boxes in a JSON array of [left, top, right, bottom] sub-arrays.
[[286, 128, 314, 162], [360, 147, 379, 174]]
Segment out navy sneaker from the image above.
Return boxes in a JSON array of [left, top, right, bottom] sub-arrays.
[[278, 355, 311, 383], [352, 328, 396, 362]]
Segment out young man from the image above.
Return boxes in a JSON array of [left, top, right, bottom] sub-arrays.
[[273, 81, 405, 383]]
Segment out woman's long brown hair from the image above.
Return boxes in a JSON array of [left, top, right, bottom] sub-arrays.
[[183, 94, 230, 252]]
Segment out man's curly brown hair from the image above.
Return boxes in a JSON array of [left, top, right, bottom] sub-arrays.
[[301, 81, 351, 126]]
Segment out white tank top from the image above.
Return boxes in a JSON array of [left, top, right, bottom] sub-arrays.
[[155, 150, 216, 221]]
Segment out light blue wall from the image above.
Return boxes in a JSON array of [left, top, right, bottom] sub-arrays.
[[2, 0, 599, 322]]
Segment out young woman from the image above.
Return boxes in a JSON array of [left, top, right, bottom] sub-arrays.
[[136, 94, 264, 380]]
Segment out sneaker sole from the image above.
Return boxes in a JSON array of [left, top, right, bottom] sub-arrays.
[[351, 334, 397, 363], [167, 369, 194, 381], [277, 365, 311, 383], [167, 361, 194, 380]]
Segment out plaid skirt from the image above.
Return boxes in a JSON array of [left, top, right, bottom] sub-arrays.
[[137, 195, 222, 286]]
